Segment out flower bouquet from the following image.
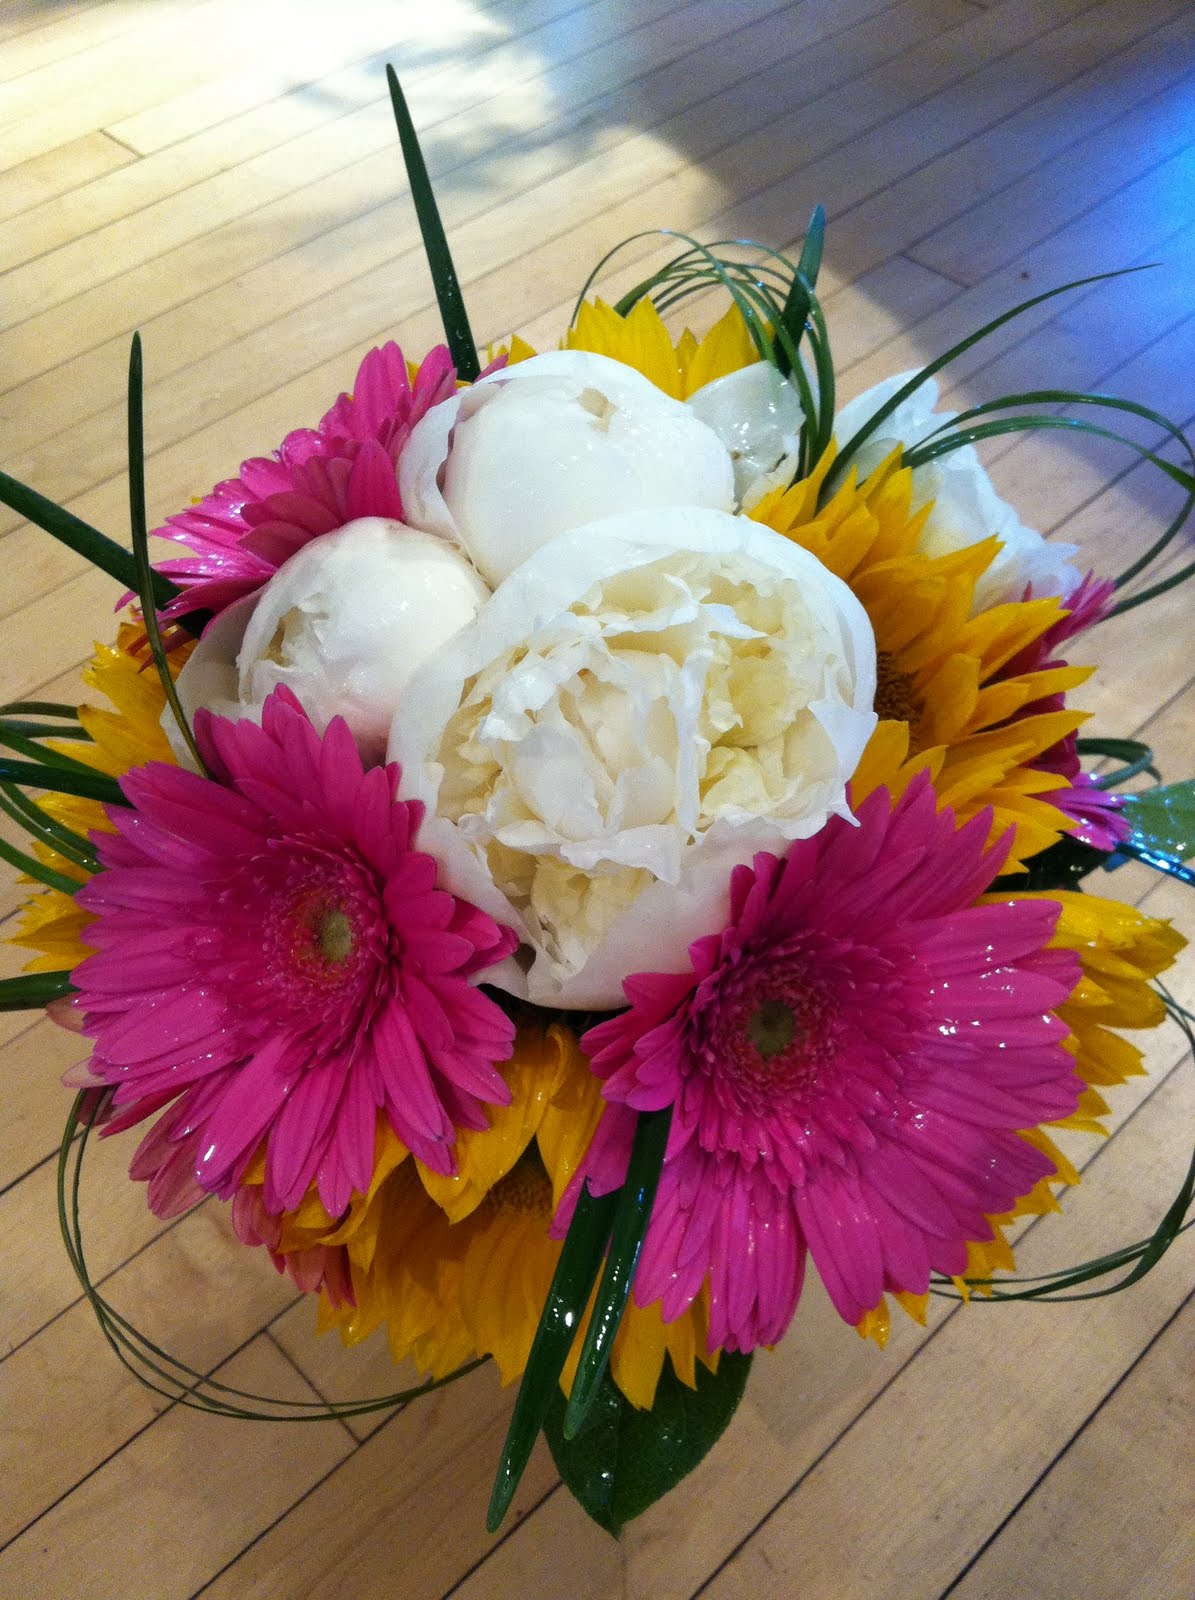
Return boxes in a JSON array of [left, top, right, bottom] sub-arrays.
[[2, 72, 1193, 1535]]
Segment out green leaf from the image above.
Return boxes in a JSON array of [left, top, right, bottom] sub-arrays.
[[487, 1180, 618, 1532], [773, 204, 824, 380], [544, 1350, 753, 1535], [385, 66, 479, 383], [564, 1107, 671, 1438], [1120, 780, 1195, 863], [0, 757, 127, 806], [0, 467, 179, 610], [0, 721, 91, 741], [0, 971, 75, 1012], [127, 334, 207, 773]]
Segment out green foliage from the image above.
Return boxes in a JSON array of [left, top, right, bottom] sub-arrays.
[[1120, 780, 1195, 862], [127, 335, 207, 773], [996, 835, 1111, 894], [574, 219, 834, 477], [0, 757, 126, 807], [544, 1350, 752, 1535], [385, 66, 479, 382], [0, 971, 75, 1012], [564, 1107, 672, 1437], [488, 1180, 619, 1531]]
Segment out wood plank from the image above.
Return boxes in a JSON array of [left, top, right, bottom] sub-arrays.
[[0, 0, 239, 172], [103, 0, 588, 156], [268, 1301, 431, 1442], [0, 131, 136, 220], [0, 0, 975, 566], [0, 1202, 297, 1547], [0, 0, 959, 403], [0, 1103, 171, 1358], [0, 0, 155, 69], [691, 1066, 1195, 1600], [908, 64, 1195, 285], [197, 1362, 559, 1600], [0, 0, 594, 282], [947, 1298, 1195, 1600], [0, 1337, 353, 1600], [0, 1014, 91, 1194], [838, 13, 1195, 287]]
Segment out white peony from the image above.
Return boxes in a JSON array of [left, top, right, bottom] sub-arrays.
[[833, 372, 1082, 611], [390, 505, 877, 1010], [167, 517, 489, 767], [687, 360, 804, 506], [397, 349, 736, 586]]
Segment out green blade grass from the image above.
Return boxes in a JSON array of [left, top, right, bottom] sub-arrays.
[[0, 832, 84, 895], [563, 1108, 671, 1438], [930, 992, 1194, 1302], [488, 1181, 619, 1532], [385, 66, 479, 382], [0, 757, 126, 805], [56, 1093, 485, 1421], [0, 701, 84, 722], [0, 721, 91, 741], [773, 204, 824, 380], [1074, 737, 1160, 789], [0, 781, 98, 870], [127, 335, 207, 774], [0, 971, 75, 1011], [823, 267, 1153, 500], [0, 723, 107, 776]]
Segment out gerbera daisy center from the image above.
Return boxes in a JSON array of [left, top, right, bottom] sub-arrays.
[[704, 951, 838, 1112], [746, 999, 798, 1059], [316, 906, 355, 963]]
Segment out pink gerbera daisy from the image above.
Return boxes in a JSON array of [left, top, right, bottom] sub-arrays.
[[72, 687, 517, 1218], [568, 777, 1084, 1352], [155, 342, 457, 623]]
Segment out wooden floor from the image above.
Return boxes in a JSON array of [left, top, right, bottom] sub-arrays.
[[1, 1, 1193, 1595]]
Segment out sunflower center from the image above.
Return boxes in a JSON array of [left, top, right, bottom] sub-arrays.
[[874, 649, 924, 731], [484, 1148, 553, 1219]]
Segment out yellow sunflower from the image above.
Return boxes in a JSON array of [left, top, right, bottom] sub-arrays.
[[494, 294, 762, 394], [754, 448, 1093, 870], [263, 1021, 718, 1410], [858, 888, 1185, 1345]]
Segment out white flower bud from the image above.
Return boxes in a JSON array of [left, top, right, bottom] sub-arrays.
[[168, 517, 489, 766], [687, 361, 803, 505], [398, 350, 736, 586]]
